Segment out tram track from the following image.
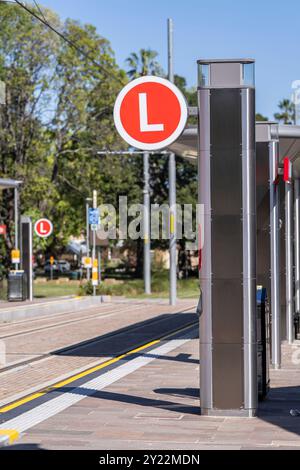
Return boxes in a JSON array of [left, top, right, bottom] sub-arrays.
[[0, 303, 146, 340], [0, 317, 198, 417], [0, 306, 197, 375]]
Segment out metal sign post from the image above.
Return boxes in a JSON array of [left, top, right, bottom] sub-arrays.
[[143, 151, 151, 295], [92, 190, 98, 296], [14, 187, 19, 270], [86, 198, 92, 281], [113, 66, 187, 304], [168, 18, 177, 306]]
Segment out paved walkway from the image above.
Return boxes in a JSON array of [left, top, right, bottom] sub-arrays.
[[0, 299, 196, 405], [3, 331, 300, 449]]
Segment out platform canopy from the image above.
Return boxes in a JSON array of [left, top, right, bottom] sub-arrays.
[[169, 124, 300, 175], [0, 178, 22, 190]]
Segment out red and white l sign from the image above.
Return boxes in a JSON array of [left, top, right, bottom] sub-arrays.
[[34, 219, 53, 238], [114, 76, 188, 151]]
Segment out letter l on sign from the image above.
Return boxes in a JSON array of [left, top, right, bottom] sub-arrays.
[[139, 93, 164, 132], [40, 222, 47, 235]]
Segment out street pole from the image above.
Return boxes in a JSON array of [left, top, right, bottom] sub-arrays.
[[285, 180, 294, 344], [86, 199, 91, 281], [168, 18, 177, 306], [92, 190, 97, 297], [269, 141, 281, 369], [143, 151, 151, 295], [14, 187, 19, 270], [98, 248, 102, 284]]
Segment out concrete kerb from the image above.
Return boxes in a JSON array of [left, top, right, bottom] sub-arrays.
[[0, 296, 112, 323]]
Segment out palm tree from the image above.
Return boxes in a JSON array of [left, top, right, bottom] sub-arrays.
[[274, 99, 296, 124], [126, 49, 164, 79]]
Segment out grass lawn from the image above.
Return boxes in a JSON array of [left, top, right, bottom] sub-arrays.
[[33, 282, 80, 299], [1, 271, 200, 300]]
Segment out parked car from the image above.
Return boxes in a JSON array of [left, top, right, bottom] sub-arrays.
[[57, 260, 71, 273], [44, 261, 59, 274], [44, 260, 71, 274]]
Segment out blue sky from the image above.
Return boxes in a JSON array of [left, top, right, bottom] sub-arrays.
[[40, 0, 299, 119]]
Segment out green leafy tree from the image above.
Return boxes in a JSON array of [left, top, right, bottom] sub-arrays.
[[256, 113, 268, 122], [126, 49, 163, 79], [274, 99, 295, 124], [0, 3, 132, 268]]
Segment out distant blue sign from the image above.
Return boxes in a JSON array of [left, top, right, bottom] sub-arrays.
[[89, 208, 99, 226]]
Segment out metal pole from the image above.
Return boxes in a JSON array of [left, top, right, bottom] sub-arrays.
[[92, 191, 97, 297], [167, 18, 174, 83], [14, 187, 19, 270], [285, 180, 294, 344], [86, 200, 91, 281], [143, 151, 151, 295], [168, 18, 177, 306], [98, 248, 102, 284], [269, 141, 281, 369], [294, 179, 300, 315]]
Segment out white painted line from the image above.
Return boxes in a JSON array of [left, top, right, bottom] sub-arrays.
[[0, 329, 197, 436]]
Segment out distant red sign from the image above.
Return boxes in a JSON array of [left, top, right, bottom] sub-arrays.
[[34, 219, 53, 238], [0, 225, 6, 236], [284, 157, 292, 183]]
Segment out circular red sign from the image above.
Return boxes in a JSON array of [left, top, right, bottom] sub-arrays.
[[34, 219, 53, 238], [114, 76, 188, 151]]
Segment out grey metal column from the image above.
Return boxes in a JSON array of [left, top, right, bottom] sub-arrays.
[[242, 88, 257, 413], [198, 59, 257, 417], [269, 140, 281, 368], [198, 85, 213, 412], [20, 216, 33, 301], [286, 180, 294, 343], [168, 18, 177, 306], [143, 151, 151, 295], [294, 179, 300, 315]]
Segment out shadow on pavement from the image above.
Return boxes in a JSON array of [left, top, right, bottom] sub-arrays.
[[58, 387, 201, 416], [52, 312, 198, 359], [1, 444, 43, 450], [257, 385, 300, 437], [154, 387, 199, 399]]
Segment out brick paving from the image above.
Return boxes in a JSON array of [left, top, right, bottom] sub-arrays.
[[6, 331, 300, 450], [0, 299, 196, 404]]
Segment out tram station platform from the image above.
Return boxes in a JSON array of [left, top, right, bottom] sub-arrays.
[[0, 298, 299, 450]]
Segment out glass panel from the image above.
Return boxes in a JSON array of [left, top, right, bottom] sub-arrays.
[[242, 63, 255, 87], [198, 64, 210, 87]]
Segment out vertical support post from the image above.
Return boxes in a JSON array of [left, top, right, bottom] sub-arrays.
[[269, 141, 281, 368], [86, 200, 91, 281], [98, 248, 102, 284], [286, 180, 294, 343], [294, 179, 300, 315], [14, 187, 19, 270], [198, 59, 257, 417], [241, 88, 257, 414], [143, 151, 151, 295], [92, 190, 97, 297], [168, 18, 177, 306], [20, 216, 33, 301]]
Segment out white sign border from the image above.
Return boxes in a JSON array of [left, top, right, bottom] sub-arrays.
[[114, 76, 188, 151], [34, 218, 53, 239]]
